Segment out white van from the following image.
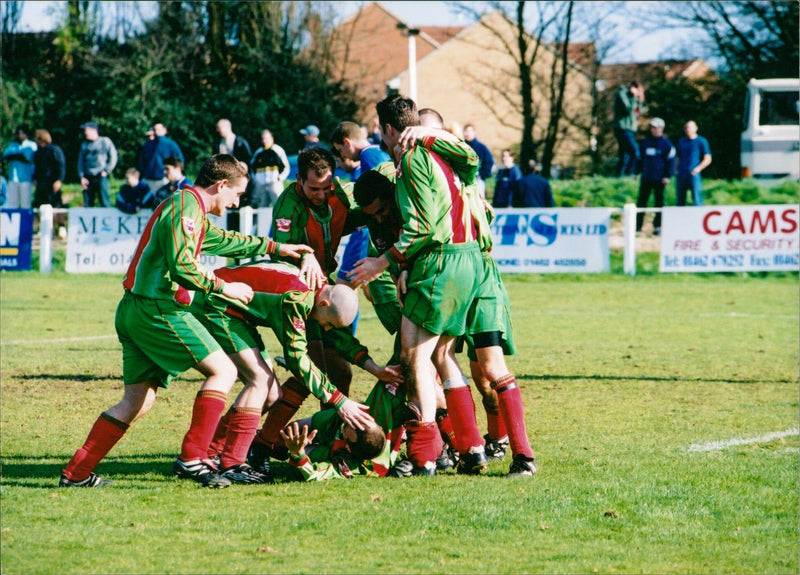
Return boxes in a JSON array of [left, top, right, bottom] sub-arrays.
[[740, 78, 800, 180]]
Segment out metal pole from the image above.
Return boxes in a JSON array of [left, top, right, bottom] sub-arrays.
[[39, 204, 53, 274], [623, 203, 636, 276], [408, 31, 418, 102]]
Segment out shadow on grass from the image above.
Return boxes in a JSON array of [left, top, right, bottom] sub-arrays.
[[11, 374, 118, 382], [515, 373, 795, 385], [0, 454, 179, 488]]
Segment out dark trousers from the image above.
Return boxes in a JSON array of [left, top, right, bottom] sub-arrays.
[[83, 175, 111, 207], [636, 180, 664, 230], [614, 127, 639, 177]]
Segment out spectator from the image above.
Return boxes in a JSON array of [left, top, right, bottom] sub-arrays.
[[367, 118, 382, 146], [3, 125, 37, 209], [215, 118, 253, 211], [77, 121, 118, 207], [463, 123, 495, 199], [250, 129, 290, 208], [514, 161, 554, 208], [0, 158, 7, 207], [116, 168, 151, 214], [142, 156, 193, 210], [636, 117, 675, 235], [138, 122, 184, 192], [33, 129, 66, 210], [676, 120, 712, 206], [330, 121, 391, 178], [613, 80, 645, 177], [492, 149, 523, 208], [299, 124, 328, 150]]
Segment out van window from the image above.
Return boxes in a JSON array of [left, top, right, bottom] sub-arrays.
[[758, 90, 800, 126]]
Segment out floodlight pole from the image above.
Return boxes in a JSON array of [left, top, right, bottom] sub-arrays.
[[397, 23, 420, 103]]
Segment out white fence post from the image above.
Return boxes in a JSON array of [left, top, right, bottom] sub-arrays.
[[239, 206, 254, 235], [623, 203, 636, 276], [39, 204, 53, 274]]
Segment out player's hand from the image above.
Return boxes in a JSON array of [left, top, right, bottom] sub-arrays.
[[336, 398, 374, 431], [376, 364, 403, 384], [299, 253, 325, 290], [279, 422, 317, 458], [279, 243, 315, 260], [348, 255, 389, 286], [222, 281, 254, 304]]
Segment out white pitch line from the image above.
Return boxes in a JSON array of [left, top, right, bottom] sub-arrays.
[[689, 428, 800, 452], [1, 335, 117, 346]]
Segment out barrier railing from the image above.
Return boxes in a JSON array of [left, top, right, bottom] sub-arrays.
[[28, 203, 799, 276]]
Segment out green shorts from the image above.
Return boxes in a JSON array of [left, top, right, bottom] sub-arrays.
[[402, 241, 482, 336], [197, 293, 265, 355], [460, 253, 515, 360], [115, 291, 221, 388]]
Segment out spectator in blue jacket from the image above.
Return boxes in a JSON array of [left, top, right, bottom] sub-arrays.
[[514, 160, 554, 208], [636, 117, 676, 235], [463, 123, 495, 199], [138, 122, 184, 193], [492, 149, 523, 208]]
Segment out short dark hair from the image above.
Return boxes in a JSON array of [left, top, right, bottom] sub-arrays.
[[347, 423, 386, 461], [376, 95, 419, 133], [195, 154, 248, 187], [163, 156, 184, 171], [297, 146, 336, 182], [330, 121, 362, 146], [353, 169, 394, 208]]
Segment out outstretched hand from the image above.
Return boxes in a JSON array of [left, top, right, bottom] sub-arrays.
[[299, 253, 325, 290], [222, 281, 254, 304], [279, 422, 318, 458], [278, 243, 315, 260]]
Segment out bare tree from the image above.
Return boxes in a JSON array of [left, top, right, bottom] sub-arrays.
[[654, 1, 799, 80]]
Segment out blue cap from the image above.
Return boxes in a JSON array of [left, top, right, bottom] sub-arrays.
[[81, 121, 99, 130]]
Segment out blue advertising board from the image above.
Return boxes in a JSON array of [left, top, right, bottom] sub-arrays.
[[1, 208, 34, 271]]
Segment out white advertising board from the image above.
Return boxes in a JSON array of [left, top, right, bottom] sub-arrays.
[[66, 208, 228, 273], [489, 208, 613, 273], [659, 205, 799, 272]]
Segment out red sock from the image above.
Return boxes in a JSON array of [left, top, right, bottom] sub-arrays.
[[219, 407, 261, 469], [443, 385, 484, 454], [405, 420, 441, 468], [62, 413, 129, 481], [493, 375, 534, 459], [179, 390, 227, 461], [435, 408, 456, 447], [483, 398, 507, 440], [255, 377, 309, 448], [207, 408, 233, 458]]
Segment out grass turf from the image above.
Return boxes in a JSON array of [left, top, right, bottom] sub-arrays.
[[1, 269, 797, 574]]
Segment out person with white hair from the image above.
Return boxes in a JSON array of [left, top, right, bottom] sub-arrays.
[[636, 117, 676, 235]]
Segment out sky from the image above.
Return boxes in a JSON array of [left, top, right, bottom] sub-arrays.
[[12, 1, 693, 65]]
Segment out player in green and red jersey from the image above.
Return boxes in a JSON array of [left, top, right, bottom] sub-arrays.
[[271, 146, 373, 399], [60, 154, 314, 488], [412, 112, 537, 478], [349, 95, 489, 476], [184, 260, 399, 478]]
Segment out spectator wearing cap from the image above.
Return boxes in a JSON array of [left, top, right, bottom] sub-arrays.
[[635, 117, 675, 235], [2, 125, 37, 208], [77, 121, 118, 207], [138, 121, 185, 193], [299, 124, 328, 150]]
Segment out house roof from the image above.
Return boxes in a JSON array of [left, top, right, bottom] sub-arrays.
[[599, 59, 713, 89]]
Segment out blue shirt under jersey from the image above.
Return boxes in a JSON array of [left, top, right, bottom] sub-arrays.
[[359, 145, 391, 174]]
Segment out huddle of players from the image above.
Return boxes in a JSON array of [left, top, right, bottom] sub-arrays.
[[59, 95, 536, 488]]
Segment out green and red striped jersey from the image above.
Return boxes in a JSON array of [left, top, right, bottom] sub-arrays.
[[122, 186, 278, 300]]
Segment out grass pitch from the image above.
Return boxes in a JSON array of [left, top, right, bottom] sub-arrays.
[[1, 268, 797, 574]]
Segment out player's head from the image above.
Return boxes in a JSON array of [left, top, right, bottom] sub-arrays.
[[163, 155, 185, 182], [313, 284, 359, 330], [354, 168, 396, 225], [376, 95, 418, 148], [196, 154, 249, 215], [330, 121, 365, 161], [297, 146, 336, 206], [418, 108, 444, 129], [342, 419, 386, 461]]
